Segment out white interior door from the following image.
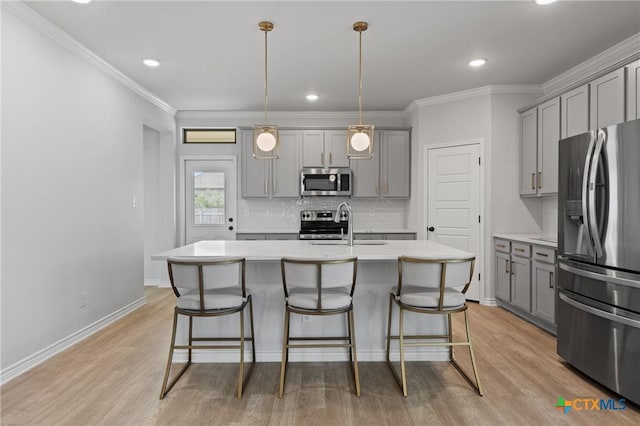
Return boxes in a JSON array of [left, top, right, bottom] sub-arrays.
[[185, 159, 236, 243], [426, 144, 481, 301]]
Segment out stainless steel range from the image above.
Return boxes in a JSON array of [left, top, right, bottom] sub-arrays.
[[298, 209, 348, 240]]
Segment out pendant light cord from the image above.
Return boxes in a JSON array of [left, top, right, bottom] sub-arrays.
[[358, 29, 363, 126], [264, 29, 269, 123]]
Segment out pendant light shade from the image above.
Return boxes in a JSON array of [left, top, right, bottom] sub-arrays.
[[253, 21, 279, 159], [347, 21, 373, 160]]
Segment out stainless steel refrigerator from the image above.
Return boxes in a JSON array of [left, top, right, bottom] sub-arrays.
[[557, 119, 640, 405]]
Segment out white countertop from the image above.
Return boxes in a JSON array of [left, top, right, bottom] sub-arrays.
[[236, 228, 417, 234], [152, 239, 471, 261], [493, 233, 557, 248]]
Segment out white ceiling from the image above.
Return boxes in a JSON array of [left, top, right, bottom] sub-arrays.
[[23, 1, 640, 112]]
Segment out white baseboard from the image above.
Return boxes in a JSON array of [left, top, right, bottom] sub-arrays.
[[144, 279, 171, 288], [481, 297, 498, 307], [0, 297, 147, 385], [171, 347, 450, 363]]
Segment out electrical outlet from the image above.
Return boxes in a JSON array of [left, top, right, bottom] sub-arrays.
[[79, 291, 87, 308], [131, 196, 137, 209]]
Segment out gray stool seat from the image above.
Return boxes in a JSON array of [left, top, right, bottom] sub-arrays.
[[392, 285, 465, 309]]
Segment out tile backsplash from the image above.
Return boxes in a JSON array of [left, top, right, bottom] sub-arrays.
[[238, 197, 408, 230], [542, 196, 558, 237]]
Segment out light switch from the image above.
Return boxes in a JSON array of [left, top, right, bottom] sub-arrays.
[[132, 196, 137, 209]]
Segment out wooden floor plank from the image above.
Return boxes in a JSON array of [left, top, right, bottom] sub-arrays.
[[1, 287, 638, 425]]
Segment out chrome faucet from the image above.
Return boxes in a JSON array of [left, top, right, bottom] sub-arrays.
[[335, 201, 353, 246]]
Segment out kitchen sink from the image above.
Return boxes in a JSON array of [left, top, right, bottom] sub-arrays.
[[310, 240, 388, 245]]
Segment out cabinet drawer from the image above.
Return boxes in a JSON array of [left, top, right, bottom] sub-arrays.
[[511, 242, 531, 257], [355, 233, 385, 240], [266, 233, 299, 240], [494, 239, 510, 253], [385, 233, 416, 240], [235, 233, 266, 240], [532, 246, 556, 263]]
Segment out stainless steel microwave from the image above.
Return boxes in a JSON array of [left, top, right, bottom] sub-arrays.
[[300, 168, 351, 196]]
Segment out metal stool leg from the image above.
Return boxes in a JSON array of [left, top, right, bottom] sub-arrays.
[[399, 307, 408, 397], [464, 310, 483, 396], [278, 309, 291, 398], [348, 309, 361, 397]]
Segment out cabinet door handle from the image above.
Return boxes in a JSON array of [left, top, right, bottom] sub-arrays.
[[549, 271, 554, 289], [531, 173, 535, 190], [321, 152, 324, 166], [497, 244, 506, 249], [511, 260, 515, 275], [537, 171, 542, 189], [273, 179, 276, 194], [535, 252, 548, 257], [505, 259, 509, 274], [329, 152, 333, 165], [375, 181, 379, 195], [264, 180, 268, 195], [514, 248, 525, 253]]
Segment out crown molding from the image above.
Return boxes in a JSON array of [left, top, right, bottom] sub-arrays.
[[543, 32, 640, 95], [2, 1, 176, 116], [405, 85, 542, 112], [175, 110, 407, 120]]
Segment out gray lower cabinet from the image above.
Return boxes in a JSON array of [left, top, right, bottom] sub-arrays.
[[495, 251, 511, 301], [533, 260, 556, 324], [494, 237, 557, 333], [510, 254, 531, 312], [236, 232, 298, 240]]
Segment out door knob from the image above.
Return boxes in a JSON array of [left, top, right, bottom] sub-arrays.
[[428, 226, 435, 232], [228, 226, 234, 231], [229, 217, 234, 223]]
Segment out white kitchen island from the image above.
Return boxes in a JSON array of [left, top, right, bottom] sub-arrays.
[[152, 240, 473, 363]]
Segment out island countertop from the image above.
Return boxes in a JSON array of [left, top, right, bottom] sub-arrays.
[[152, 239, 473, 261]]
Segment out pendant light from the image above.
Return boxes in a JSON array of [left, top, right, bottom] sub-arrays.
[[253, 21, 279, 159], [347, 21, 373, 160]]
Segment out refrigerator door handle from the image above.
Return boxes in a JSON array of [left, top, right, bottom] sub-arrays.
[[559, 292, 640, 329], [587, 129, 605, 258], [581, 130, 597, 257], [559, 261, 640, 289]]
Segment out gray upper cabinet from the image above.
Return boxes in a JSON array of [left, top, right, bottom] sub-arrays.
[[381, 131, 411, 198], [561, 84, 590, 139], [241, 130, 301, 198], [302, 130, 348, 168], [241, 130, 269, 198], [351, 135, 380, 197], [537, 97, 560, 195], [520, 98, 559, 196], [590, 68, 625, 129], [272, 131, 302, 197], [627, 60, 640, 121], [520, 108, 538, 196], [351, 130, 411, 199]]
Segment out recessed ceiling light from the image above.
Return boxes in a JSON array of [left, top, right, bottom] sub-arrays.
[[143, 59, 161, 68], [536, 0, 557, 5], [468, 58, 487, 67], [306, 94, 319, 101], [72, 0, 92, 4]]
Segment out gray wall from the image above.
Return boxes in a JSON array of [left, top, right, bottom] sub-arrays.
[[1, 9, 175, 369]]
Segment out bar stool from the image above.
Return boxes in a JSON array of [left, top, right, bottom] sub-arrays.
[[279, 256, 360, 398], [159, 256, 256, 400], [385, 256, 483, 396]]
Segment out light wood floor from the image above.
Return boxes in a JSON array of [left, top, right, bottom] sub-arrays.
[[1, 287, 638, 425]]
